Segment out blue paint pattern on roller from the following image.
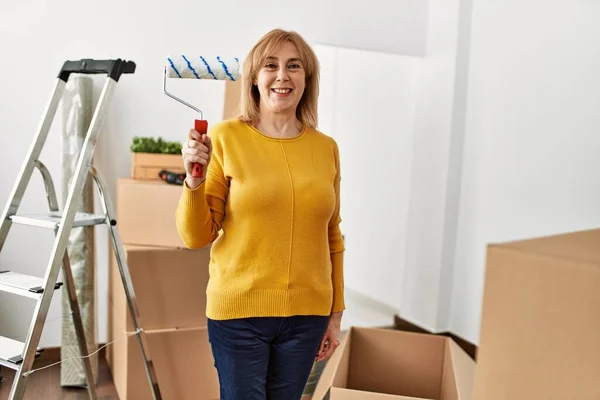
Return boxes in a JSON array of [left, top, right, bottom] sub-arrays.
[[217, 56, 235, 81], [200, 56, 217, 79], [182, 55, 200, 79], [167, 58, 182, 78]]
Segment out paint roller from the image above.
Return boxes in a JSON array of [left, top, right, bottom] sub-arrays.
[[163, 55, 241, 178]]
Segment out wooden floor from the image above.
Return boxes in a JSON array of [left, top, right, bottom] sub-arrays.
[[0, 354, 118, 400]]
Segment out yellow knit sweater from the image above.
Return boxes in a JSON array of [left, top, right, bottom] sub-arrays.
[[175, 119, 345, 320]]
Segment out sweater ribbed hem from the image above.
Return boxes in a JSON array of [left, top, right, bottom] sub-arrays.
[[205, 288, 334, 320]]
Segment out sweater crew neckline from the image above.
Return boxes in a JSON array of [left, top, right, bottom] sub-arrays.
[[244, 121, 307, 142]]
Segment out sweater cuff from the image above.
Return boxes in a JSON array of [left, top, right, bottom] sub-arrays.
[[181, 179, 206, 206], [331, 251, 345, 312]]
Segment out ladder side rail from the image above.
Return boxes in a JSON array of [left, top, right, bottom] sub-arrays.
[[34, 160, 97, 399], [0, 79, 66, 250], [90, 165, 163, 400], [8, 76, 117, 400]]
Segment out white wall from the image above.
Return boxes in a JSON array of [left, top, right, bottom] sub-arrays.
[[316, 0, 600, 347], [450, 0, 600, 344], [397, 0, 472, 333], [0, 0, 429, 348], [315, 44, 420, 312], [312, 0, 473, 334]]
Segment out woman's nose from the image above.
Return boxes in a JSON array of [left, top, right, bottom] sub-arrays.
[[276, 67, 289, 81]]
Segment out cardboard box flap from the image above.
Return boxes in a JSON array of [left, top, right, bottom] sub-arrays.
[[447, 341, 474, 400], [347, 328, 445, 398], [331, 387, 428, 399], [313, 329, 351, 400], [492, 228, 600, 267]]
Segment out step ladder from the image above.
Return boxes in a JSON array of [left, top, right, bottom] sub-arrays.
[[0, 59, 162, 399]]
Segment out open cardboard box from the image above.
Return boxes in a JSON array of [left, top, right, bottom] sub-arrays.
[[313, 327, 474, 400]]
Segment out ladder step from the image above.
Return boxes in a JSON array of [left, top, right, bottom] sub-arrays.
[[0, 271, 63, 299], [0, 335, 42, 370], [10, 211, 108, 229]]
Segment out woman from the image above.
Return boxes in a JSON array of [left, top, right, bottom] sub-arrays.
[[175, 28, 345, 400]]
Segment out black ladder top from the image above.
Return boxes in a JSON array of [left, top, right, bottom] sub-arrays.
[[58, 58, 136, 82]]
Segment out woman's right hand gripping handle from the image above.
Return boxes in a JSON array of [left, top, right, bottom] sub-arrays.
[[182, 128, 212, 189]]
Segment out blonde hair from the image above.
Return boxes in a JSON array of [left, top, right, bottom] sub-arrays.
[[238, 29, 320, 129]]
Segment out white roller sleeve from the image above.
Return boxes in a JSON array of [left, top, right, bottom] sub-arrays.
[[166, 55, 241, 80]]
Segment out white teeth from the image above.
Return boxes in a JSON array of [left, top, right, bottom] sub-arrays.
[[273, 88, 292, 94]]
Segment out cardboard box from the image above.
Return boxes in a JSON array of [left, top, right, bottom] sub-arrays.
[[313, 327, 474, 400], [473, 228, 600, 399], [109, 244, 210, 332], [117, 178, 187, 248], [108, 325, 219, 400], [131, 152, 184, 180], [107, 244, 214, 399], [223, 80, 241, 119]]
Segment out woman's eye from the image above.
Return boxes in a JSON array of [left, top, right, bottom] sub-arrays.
[[289, 63, 301, 69], [265, 63, 276, 68]]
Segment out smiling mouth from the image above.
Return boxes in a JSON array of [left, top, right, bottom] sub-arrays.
[[272, 88, 293, 94]]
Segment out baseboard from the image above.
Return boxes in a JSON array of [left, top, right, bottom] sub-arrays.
[[394, 314, 477, 361]]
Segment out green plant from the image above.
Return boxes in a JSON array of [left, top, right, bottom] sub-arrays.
[[130, 136, 182, 154]]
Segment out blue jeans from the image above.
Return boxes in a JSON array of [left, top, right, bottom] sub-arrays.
[[207, 316, 329, 400]]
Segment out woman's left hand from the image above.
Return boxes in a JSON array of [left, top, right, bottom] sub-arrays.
[[315, 312, 343, 362]]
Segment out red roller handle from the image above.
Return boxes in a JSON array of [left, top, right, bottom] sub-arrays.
[[191, 119, 208, 178]]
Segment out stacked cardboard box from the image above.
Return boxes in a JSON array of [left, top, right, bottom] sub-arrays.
[[105, 80, 241, 399], [106, 179, 220, 399]]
